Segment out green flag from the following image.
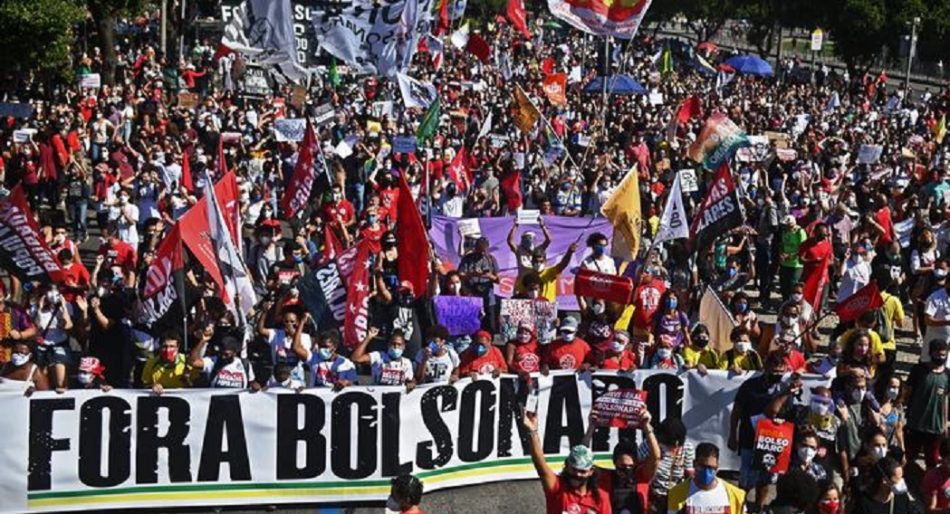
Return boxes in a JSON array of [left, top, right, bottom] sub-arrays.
[[660, 44, 673, 76], [329, 57, 340, 88], [416, 97, 441, 146]]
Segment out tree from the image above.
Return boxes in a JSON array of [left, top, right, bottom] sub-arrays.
[[825, 0, 888, 70], [87, 0, 143, 86], [0, 0, 84, 81]]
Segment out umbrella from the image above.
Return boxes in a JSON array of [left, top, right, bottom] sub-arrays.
[[583, 75, 647, 95], [724, 55, 773, 77]]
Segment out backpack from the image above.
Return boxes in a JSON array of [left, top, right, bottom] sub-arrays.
[[873, 308, 893, 343]]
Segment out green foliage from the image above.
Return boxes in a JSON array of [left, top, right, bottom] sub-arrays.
[[825, 0, 888, 67], [0, 0, 84, 79]]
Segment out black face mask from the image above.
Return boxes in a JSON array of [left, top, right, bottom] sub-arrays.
[[695, 337, 710, 348], [565, 474, 587, 489], [766, 372, 784, 385], [614, 467, 636, 486]]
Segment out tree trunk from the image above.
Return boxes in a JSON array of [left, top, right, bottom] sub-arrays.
[[91, 3, 118, 86]]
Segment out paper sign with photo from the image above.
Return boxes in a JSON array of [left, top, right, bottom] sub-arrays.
[[458, 218, 482, 238], [679, 169, 699, 193], [517, 209, 541, 225], [274, 119, 307, 142]]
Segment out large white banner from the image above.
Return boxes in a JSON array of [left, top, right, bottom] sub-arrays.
[[0, 370, 825, 513], [313, 0, 434, 77]]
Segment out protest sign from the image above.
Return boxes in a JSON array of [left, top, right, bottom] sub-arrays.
[[457, 218, 482, 239], [591, 388, 648, 428], [736, 135, 770, 162], [575, 269, 634, 304], [678, 169, 699, 193], [500, 299, 558, 343], [393, 135, 418, 154], [296, 261, 348, 329], [434, 296, 483, 336], [313, 103, 336, 126], [79, 73, 101, 89], [274, 119, 307, 142], [334, 140, 353, 159], [240, 65, 271, 97], [0, 370, 831, 513], [0, 187, 64, 284], [648, 92, 664, 105], [517, 209, 541, 225], [177, 92, 199, 109], [12, 129, 35, 144], [753, 418, 795, 474], [857, 144, 883, 164]]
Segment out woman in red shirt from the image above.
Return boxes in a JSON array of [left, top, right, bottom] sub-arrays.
[[456, 330, 508, 378], [599, 330, 638, 371], [505, 322, 541, 378]]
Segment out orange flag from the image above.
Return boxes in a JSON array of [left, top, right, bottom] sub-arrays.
[[512, 85, 541, 134]]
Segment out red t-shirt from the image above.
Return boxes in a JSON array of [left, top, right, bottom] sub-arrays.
[[544, 475, 612, 514], [600, 350, 638, 370], [544, 338, 593, 370], [378, 187, 400, 222], [60, 262, 91, 303], [799, 238, 833, 281], [631, 282, 666, 331], [784, 350, 807, 373], [875, 207, 894, 245], [922, 465, 950, 511], [458, 346, 508, 375], [321, 200, 355, 226], [99, 240, 137, 273], [510, 341, 541, 374]]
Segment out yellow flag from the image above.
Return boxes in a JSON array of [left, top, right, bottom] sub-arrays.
[[601, 165, 642, 261], [512, 85, 541, 134], [936, 115, 947, 144]]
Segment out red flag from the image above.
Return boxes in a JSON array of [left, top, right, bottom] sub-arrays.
[[500, 169, 522, 211], [343, 239, 373, 348], [507, 0, 531, 39], [181, 148, 194, 192], [677, 95, 703, 124], [575, 268, 634, 304], [466, 34, 491, 63], [448, 146, 472, 190], [141, 224, 185, 323], [0, 186, 64, 284], [543, 73, 568, 106], [179, 200, 226, 299], [834, 282, 884, 322], [322, 224, 343, 265], [280, 120, 317, 219], [396, 173, 430, 298], [542, 57, 555, 75], [802, 269, 827, 315], [216, 171, 243, 252], [436, 0, 450, 36]]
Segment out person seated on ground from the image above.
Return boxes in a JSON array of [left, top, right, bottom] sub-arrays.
[[720, 326, 763, 374], [681, 324, 719, 375]]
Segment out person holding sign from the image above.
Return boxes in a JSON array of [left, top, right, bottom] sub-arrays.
[[515, 242, 578, 301], [523, 411, 612, 514], [508, 217, 553, 279]]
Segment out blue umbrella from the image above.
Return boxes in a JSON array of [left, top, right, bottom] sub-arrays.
[[724, 55, 773, 77], [583, 75, 647, 95]]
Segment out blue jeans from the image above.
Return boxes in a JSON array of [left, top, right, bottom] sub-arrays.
[[71, 200, 88, 239]]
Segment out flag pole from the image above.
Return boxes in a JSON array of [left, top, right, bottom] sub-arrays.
[[516, 83, 579, 170]]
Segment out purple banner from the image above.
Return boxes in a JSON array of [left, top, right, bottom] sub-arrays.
[[433, 295, 484, 336], [429, 215, 614, 310]]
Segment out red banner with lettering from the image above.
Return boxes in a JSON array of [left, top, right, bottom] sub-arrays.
[[574, 268, 633, 304]]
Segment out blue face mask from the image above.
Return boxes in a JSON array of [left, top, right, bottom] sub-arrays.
[[388, 347, 404, 359], [593, 245, 606, 257], [318, 347, 333, 361], [293, 255, 303, 264], [428, 341, 441, 354], [667, 298, 678, 310], [696, 466, 717, 487], [368, 215, 379, 225], [475, 344, 488, 357], [454, 339, 471, 354], [736, 302, 748, 313]]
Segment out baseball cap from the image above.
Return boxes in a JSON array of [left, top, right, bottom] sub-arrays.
[[566, 445, 594, 471], [560, 317, 579, 332], [782, 215, 796, 226]]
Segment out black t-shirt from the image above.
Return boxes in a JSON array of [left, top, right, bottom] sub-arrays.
[[853, 492, 920, 514], [734, 374, 789, 450]]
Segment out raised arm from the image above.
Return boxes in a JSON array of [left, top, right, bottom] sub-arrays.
[[291, 313, 312, 361], [350, 326, 380, 365], [507, 220, 520, 253], [523, 411, 557, 492]]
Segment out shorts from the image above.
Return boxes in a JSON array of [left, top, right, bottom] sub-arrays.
[[739, 450, 772, 490], [36, 344, 70, 367]]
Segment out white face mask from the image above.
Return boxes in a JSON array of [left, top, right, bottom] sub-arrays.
[[892, 478, 908, 494], [592, 303, 605, 315], [528, 290, 540, 299], [560, 331, 576, 342], [657, 348, 672, 360], [77, 372, 95, 385], [886, 387, 899, 400], [449, 283, 461, 294], [791, 293, 804, 302], [797, 446, 817, 463], [11, 352, 30, 367], [872, 446, 888, 460], [97, 287, 109, 297], [736, 341, 752, 354], [611, 340, 627, 353], [782, 315, 798, 326]]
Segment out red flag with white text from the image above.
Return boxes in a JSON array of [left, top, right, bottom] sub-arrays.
[[0, 186, 64, 284], [448, 146, 472, 190], [280, 120, 317, 220], [141, 224, 185, 323], [343, 239, 374, 348], [834, 282, 883, 322]]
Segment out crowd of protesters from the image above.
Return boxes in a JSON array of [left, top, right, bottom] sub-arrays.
[[3, 5, 950, 514]]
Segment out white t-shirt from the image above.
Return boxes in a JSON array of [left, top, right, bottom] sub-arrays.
[[30, 307, 68, 345], [414, 347, 459, 384], [109, 203, 140, 246], [924, 288, 950, 363], [836, 259, 871, 303], [582, 255, 617, 275], [268, 329, 310, 382], [202, 356, 255, 388], [305, 350, 358, 388], [369, 351, 414, 385], [668, 480, 732, 514]]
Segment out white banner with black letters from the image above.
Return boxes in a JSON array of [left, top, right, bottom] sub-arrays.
[[0, 371, 828, 513]]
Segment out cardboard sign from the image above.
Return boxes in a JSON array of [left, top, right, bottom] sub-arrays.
[[392, 135, 417, 154], [679, 169, 699, 193], [857, 144, 883, 164], [516, 209, 540, 225], [500, 299, 558, 344], [177, 92, 199, 109], [591, 388, 648, 429], [12, 129, 35, 144], [457, 218, 482, 238], [753, 418, 795, 474]]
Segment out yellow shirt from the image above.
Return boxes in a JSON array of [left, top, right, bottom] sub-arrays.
[[141, 354, 197, 389], [880, 292, 904, 351], [718, 349, 763, 371], [836, 328, 885, 358], [681, 346, 720, 368], [514, 266, 562, 302]]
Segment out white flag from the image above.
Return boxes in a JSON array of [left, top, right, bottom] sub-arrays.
[[699, 287, 737, 356], [396, 72, 437, 109], [221, 0, 308, 83], [204, 173, 257, 322], [653, 173, 689, 245], [477, 112, 493, 140], [451, 21, 470, 49]]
